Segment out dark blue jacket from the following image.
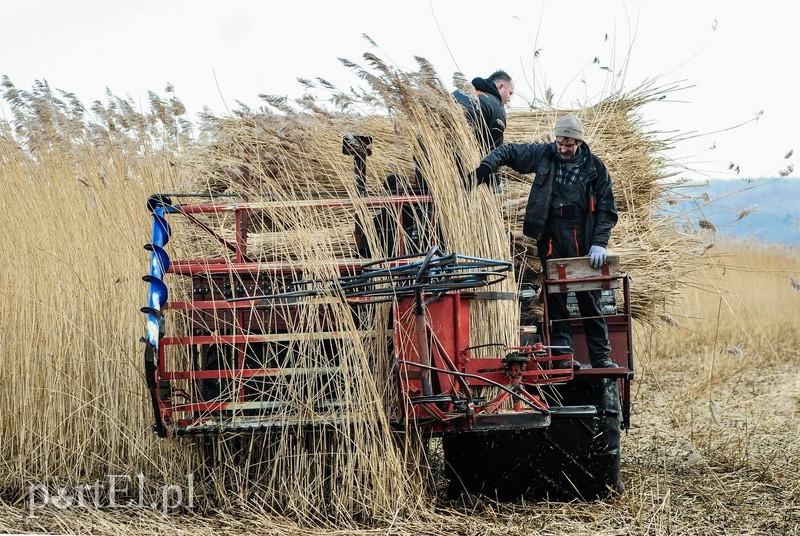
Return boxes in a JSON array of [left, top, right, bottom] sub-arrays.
[[481, 142, 618, 249], [452, 77, 507, 151]]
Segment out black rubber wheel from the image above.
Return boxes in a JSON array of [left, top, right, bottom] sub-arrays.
[[443, 377, 622, 501]]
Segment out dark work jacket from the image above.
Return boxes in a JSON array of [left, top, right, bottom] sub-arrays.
[[481, 142, 618, 251], [452, 77, 506, 151]]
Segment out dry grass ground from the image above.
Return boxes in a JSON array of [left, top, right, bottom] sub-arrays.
[[2, 243, 797, 535], [620, 242, 800, 534]]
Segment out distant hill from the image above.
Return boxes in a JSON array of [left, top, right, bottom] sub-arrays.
[[662, 178, 800, 245]]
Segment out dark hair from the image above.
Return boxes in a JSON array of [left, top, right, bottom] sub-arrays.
[[487, 70, 512, 83]]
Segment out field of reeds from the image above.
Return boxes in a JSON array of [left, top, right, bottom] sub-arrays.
[[1, 58, 798, 534]]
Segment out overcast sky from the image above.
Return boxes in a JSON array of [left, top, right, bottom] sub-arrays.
[[2, 0, 797, 179]]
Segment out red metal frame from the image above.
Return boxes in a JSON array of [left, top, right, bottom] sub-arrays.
[[150, 195, 448, 434], [542, 266, 635, 428], [147, 195, 632, 436], [391, 294, 575, 432]]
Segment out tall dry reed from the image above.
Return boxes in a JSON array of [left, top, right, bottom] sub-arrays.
[[0, 98, 199, 501]]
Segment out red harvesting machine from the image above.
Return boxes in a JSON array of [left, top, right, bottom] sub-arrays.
[[141, 136, 634, 500]]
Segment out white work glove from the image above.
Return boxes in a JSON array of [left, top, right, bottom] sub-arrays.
[[589, 245, 607, 269]]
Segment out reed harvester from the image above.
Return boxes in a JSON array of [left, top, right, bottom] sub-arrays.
[[141, 136, 634, 499]]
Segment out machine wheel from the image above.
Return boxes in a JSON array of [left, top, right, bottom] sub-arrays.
[[443, 377, 622, 501]]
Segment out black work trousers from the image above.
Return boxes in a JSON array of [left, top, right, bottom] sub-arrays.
[[541, 212, 611, 366]]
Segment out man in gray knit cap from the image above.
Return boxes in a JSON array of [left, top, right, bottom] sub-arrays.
[[473, 114, 619, 370]]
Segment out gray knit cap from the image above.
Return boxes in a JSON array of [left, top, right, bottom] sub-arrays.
[[554, 114, 584, 141]]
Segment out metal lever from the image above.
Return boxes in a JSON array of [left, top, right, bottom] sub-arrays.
[[342, 134, 373, 196]]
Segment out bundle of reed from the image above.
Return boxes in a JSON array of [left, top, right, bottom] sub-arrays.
[[194, 112, 414, 197]]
